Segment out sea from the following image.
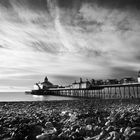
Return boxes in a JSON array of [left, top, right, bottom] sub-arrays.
[[0, 92, 77, 102]]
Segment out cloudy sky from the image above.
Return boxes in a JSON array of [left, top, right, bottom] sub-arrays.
[[0, 0, 140, 91]]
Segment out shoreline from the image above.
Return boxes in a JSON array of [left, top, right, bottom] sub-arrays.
[[0, 98, 140, 103]]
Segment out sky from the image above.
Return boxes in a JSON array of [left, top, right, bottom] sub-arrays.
[[0, 0, 140, 91]]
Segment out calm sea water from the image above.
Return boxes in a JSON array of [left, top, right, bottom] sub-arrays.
[[0, 92, 77, 102]]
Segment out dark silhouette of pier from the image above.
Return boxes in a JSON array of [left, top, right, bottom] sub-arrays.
[[47, 83, 140, 99]]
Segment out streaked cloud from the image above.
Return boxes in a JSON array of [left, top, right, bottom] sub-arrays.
[[0, 0, 140, 91]]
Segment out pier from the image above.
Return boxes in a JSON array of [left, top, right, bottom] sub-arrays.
[[48, 83, 140, 99]]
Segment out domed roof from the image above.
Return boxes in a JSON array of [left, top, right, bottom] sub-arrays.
[[41, 77, 53, 88], [44, 76, 48, 82]]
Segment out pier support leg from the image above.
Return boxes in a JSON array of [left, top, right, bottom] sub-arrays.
[[128, 86, 131, 99], [132, 86, 136, 98], [124, 86, 126, 99], [119, 87, 122, 99]]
